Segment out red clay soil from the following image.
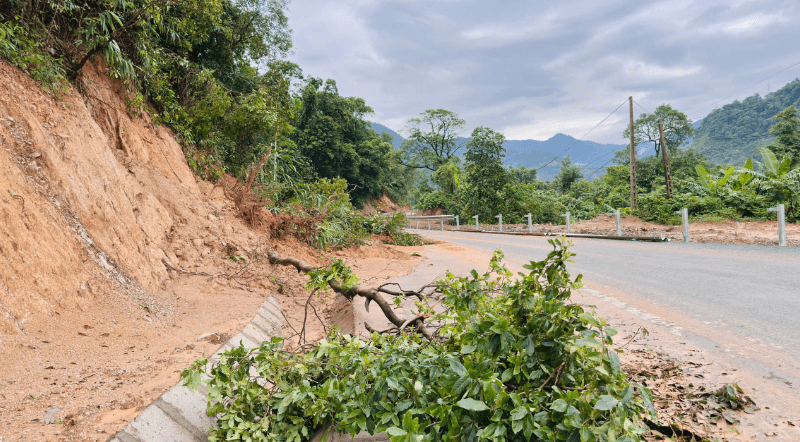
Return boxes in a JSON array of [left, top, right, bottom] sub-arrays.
[[0, 59, 420, 441]]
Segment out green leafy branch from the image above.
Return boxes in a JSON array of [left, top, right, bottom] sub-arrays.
[[187, 240, 656, 442]]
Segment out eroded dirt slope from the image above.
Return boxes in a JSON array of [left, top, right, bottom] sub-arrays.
[[0, 60, 421, 441]]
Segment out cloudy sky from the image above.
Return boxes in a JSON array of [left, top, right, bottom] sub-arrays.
[[285, 0, 800, 144]]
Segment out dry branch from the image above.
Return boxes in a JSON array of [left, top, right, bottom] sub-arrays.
[[266, 250, 434, 340]]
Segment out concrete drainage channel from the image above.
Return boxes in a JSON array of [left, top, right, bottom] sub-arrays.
[[111, 297, 284, 442], [111, 295, 389, 442]]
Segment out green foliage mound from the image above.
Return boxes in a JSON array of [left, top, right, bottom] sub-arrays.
[[184, 241, 654, 442]]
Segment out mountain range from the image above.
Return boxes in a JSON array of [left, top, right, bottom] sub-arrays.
[[369, 122, 628, 181]]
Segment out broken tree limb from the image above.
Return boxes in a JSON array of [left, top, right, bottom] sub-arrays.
[[266, 250, 434, 340]]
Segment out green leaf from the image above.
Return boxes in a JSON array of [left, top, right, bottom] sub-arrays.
[[510, 406, 528, 421], [594, 395, 618, 411], [521, 336, 536, 355], [551, 399, 568, 413], [760, 147, 780, 176], [452, 376, 471, 396], [386, 427, 407, 437], [567, 430, 581, 442], [460, 344, 477, 354], [608, 352, 621, 374], [456, 398, 489, 411], [449, 359, 468, 377]]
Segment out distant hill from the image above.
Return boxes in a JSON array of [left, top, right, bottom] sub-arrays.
[[689, 78, 800, 165], [502, 134, 629, 180], [368, 122, 404, 149], [368, 122, 628, 181]]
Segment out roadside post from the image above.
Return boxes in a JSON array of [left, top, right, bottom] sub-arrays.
[[767, 204, 786, 247], [440, 219, 444, 231], [427, 220, 431, 230], [455, 215, 460, 230], [415, 221, 419, 229], [496, 214, 503, 232], [615, 210, 621, 236], [675, 208, 689, 242], [562, 212, 571, 234], [473, 215, 479, 230], [525, 213, 532, 233]]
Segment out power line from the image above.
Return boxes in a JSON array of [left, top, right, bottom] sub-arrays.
[[534, 99, 629, 171], [689, 59, 800, 120], [585, 141, 649, 178], [633, 100, 650, 115]]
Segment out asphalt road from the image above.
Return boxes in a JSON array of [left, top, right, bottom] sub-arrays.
[[410, 229, 800, 395]]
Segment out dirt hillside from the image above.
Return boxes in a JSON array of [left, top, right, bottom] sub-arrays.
[[0, 60, 420, 441]]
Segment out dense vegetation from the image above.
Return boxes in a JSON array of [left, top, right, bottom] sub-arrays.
[[690, 78, 800, 165], [411, 103, 799, 225]]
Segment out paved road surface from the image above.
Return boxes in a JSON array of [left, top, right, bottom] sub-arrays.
[[411, 229, 800, 408]]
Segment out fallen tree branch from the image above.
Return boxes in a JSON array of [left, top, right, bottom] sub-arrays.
[[267, 250, 433, 340]]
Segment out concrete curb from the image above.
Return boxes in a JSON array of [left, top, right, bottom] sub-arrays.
[[110, 297, 283, 442]]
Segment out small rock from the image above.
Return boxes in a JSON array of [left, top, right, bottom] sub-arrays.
[[765, 431, 778, 437], [197, 332, 220, 342], [44, 407, 61, 424]]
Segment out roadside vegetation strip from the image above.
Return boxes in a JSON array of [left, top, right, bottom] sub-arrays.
[[184, 240, 661, 442]]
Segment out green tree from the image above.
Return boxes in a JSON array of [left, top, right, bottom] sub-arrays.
[[293, 78, 396, 205], [553, 155, 583, 193], [402, 109, 466, 171], [767, 105, 800, 167], [510, 165, 538, 184], [462, 127, 508, 220], [623, 104, 694, 159]]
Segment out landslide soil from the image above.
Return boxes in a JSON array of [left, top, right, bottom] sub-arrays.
[[0, 60, 422, 441]]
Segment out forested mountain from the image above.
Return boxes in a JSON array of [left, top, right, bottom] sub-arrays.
[[368, 124, 627, 180], [690, 78, 800, 165]]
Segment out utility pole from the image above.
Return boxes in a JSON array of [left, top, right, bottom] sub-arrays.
[[658, 120, 673, 198], [629, 96, 637, 208]]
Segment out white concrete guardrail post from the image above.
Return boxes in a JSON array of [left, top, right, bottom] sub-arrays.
[[455, 215, 460, 230], [415, 221, 419, 229], [767, 204, 786, 246], [562, 212, 571, 234], [473, 215, 479, 230], [427, 220, 431, 230], [615, 210, 621, 237], [525, 213, 532, 233], [496, 214, 503, 232], [440, 219, 444, 231], [675, 208, 689, 242]]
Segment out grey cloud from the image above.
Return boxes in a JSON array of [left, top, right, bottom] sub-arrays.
[[287, 0, 800, 143]]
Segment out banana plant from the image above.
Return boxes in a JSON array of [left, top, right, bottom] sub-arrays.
[[695, 164, 735, 194]]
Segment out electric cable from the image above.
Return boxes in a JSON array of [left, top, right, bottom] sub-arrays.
[[534, 98, 629, 171]]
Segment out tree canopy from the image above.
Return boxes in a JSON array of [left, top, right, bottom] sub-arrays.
[[402, 109, 466, 171], [462, 127, 508, 220], [690, 78, 800, 165], [623, 104, 694, 159], [767, 105, 800, 167]]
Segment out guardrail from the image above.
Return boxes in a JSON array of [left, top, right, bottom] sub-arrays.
[[406, 215, 457, 231], [406, 208, 790, 245]]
